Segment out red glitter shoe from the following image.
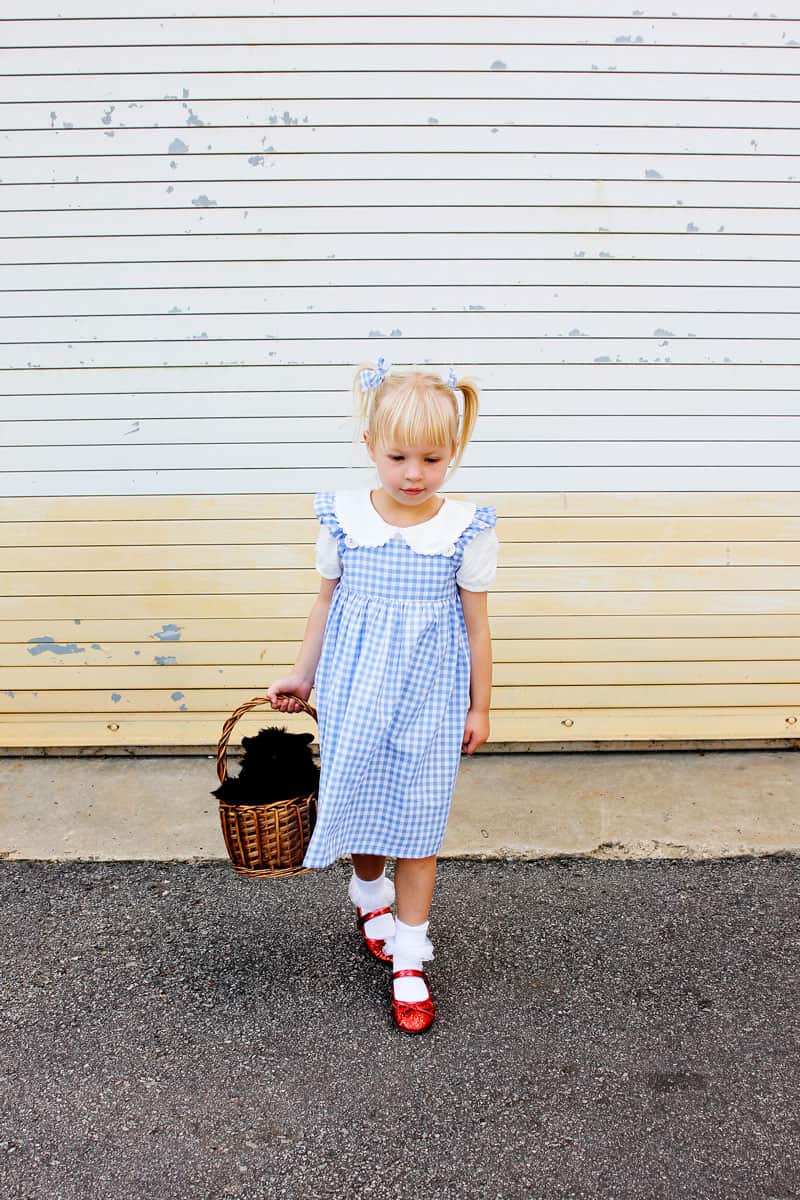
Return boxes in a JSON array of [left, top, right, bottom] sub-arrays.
[[356, 906, 393, 963], [391, 970, 435, 1034]]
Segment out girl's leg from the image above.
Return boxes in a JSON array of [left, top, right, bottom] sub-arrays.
[[392, 856, 437, 1011], [349, 854, 394, 956], [394, 855, 437, 925], [351, 853, 387, 882]]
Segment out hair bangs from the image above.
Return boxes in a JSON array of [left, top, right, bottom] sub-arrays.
[[371, 374, 458, 453]]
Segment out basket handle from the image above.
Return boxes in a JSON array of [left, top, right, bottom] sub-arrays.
[[216, 694, 318, 785]]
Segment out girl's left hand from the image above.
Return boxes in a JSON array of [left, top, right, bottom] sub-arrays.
[[462, 707, 490, 755]]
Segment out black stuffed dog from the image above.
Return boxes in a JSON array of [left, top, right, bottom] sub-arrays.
[[213, 726, 319, 807]]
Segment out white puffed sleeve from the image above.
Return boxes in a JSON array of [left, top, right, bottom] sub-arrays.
[[315, 526, 342, 579], [456, 527, 499, 591]]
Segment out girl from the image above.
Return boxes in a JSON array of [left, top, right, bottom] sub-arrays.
[[266, 359, 497, 1034]]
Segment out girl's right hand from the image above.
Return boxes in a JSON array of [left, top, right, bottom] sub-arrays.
[[265, 675, 313, 713]]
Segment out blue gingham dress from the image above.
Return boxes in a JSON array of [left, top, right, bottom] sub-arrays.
[[303, 491, 497, 867]]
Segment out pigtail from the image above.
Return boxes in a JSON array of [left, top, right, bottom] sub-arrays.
[[451, 377, 479, 471]]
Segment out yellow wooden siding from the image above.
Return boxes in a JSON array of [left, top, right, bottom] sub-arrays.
[[1, 492, 798, 748]]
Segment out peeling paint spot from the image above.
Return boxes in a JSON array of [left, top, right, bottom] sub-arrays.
[[62, 122, 74, 129], [645, 169, 662, 179], [184, 106, 207, 127], [183, 88, 190, 98], [594, 356, 612, 363], [569, 329, 587, 337], [192, 194, 217, 207], [111, 693, 122, 703], [155, 655, 177, 665], [50, 111, 57, 127], [28, 637, 86, 657], [169, 306, 183, 314], [101, 106, 115, 126], [169, 138, 189, 154], [369, 329, 387, 338], [153, 624, 183, 642], [390, 328, 403, 337], [166, 185, 174, 193], [74, 619, 81, 625], [171, 692, 185, 702], [125, 421, 140, 436], [686, 222, 700, 232], [574, 251, 586, 258], [427, 117, 439, 125], [598, 251, 612, 258], [91, 643, 102, 650], [192, 331, 209, 340], [468, 305, 486, 311], [490, 60, 508, 70], [653, 328, 674, 337], [248, 155, 265, 166], [134, 650, 141, 656], [4, 691, 15, 699]]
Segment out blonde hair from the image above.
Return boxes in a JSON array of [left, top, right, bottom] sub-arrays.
[[354, 365, 479, 473]]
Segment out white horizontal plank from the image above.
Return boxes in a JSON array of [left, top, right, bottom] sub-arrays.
[[5, 389, 800, 422], [6, 438, 800, 473], [4, 231, 799, 268], [4, 39, 800, 77], [3, 364, 800, 398], [3, 14, 800, 49], [6, 284, 800, 320], [4, 69, 800, 108], [6, 310, 800, 343], [5, 178, 800, 213], [8, 92, 800, 130], [5, 335, 800, 372], [2, 151, 797, 187], [1, 125, 797, 158], [3, 1, 793, 20], [4, 205, 800, 239], [5, 414, 800, 448], [4, 258, 800, 291], [4, 467, 800, 496]]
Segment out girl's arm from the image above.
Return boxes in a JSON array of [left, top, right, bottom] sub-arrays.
[[459, 587, 492, 754], [266, 576, 338, 713]]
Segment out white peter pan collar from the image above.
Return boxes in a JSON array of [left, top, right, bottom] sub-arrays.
[[334, 490, 477, 557]]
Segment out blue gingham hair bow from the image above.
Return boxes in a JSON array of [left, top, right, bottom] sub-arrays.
[[446, 368, 458, 389], [359, 356, 390, 392]]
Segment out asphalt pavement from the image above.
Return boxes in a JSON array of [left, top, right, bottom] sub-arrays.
[[2, 857, 799, 1200]]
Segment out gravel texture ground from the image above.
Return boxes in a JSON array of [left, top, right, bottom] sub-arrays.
[[1, 857, 799, 1200]]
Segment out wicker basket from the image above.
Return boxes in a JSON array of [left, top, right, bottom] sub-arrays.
[[215, 695, 318, 879]]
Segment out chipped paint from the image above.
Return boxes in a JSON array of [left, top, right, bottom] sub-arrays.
[[192, 195, 217, 208], [248, 155, 265, 166], [111, 693, 122, 703], [153, 624, 183, 642], [155, 656, 177, 665], [4, 691, 15, 699], [28, 637, 86, 657], [490, 60, 507, 70], [169, 138, 189, 154], [645, 169, 662, 179], [686, 222, 700, 233], [653, 328, 675, 338], [171, 692, 185, 702]]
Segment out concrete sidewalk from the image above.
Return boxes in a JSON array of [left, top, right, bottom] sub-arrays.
[[2, 748, 799, 861], [2, 857, 798, 1199]]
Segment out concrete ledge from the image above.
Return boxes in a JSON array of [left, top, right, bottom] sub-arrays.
[[1, 749, 798, 861]]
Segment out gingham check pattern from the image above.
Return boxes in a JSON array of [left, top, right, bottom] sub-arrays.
[[303, 492, 497, 867]]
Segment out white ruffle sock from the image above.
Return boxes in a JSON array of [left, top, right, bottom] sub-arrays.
[[387, 918, 434, 1002], [348, 869, 395, 941]]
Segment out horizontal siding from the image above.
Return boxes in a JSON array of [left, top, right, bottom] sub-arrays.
[[1, 4, 799, 747], [1, 492, 798, 748]]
